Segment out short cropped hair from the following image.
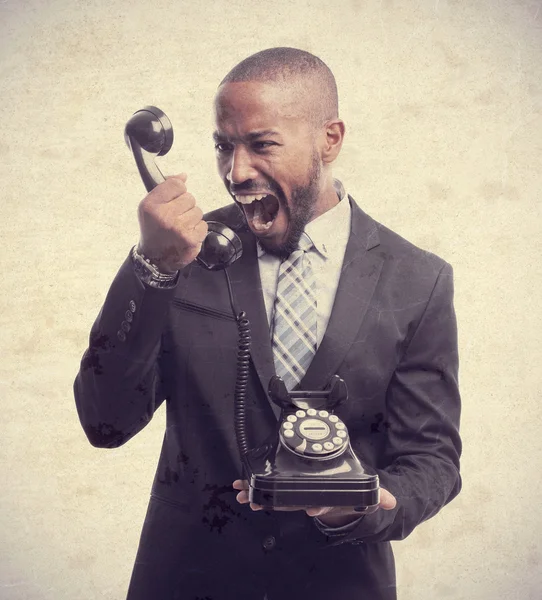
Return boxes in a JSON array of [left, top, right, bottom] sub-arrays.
[[219, 47, 339, 125]]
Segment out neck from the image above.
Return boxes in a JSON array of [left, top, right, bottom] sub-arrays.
[[310, 175, 339, 223]]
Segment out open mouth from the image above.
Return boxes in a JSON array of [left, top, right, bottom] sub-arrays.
[[234, 193, 280, 233]]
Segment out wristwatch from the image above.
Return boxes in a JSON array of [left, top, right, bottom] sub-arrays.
[[130, 245, 180, 289]]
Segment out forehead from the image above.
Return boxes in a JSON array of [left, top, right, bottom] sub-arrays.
[[214, 81, 306, 134]]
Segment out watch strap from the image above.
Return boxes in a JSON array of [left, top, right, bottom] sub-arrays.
[[130, 246, 180, 289]]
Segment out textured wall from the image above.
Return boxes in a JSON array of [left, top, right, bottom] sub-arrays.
[[1, 0, 541, 598]]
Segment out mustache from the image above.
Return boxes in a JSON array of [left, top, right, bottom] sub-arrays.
[[229, 181, 279, 196]]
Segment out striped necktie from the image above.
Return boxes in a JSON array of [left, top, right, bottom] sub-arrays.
[[271, 233, 317, 391]]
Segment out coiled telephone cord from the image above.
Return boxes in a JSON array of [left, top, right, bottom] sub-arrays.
[[224, 270, 251, 457]]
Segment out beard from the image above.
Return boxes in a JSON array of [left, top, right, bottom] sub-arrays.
[[259, 151, 322, 259]]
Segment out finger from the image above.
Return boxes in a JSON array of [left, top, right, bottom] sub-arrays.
[[173, 222, 208, 255], [140, 180, 187, 210], [379, 488, 397, 510], [176, 205, 204, 229], [158, 177, 189, 203], [165, 172, 188, 183], [168, 191, 196, 214], [161, 177, 189, 201], [233, 480, 263, 512], [235, 490, 250, 504], [305, 507, 332, 517], [193, 219, 208, 241], [232, 479, 249, 491]]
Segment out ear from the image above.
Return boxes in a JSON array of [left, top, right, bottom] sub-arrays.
[[321, 119, 345, 164]]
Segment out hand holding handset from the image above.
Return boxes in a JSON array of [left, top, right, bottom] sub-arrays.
[[124, 106, 242, 271]]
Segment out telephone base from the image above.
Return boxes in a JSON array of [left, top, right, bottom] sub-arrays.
[[243, 444, 380, 510], [242, 376, 380, 509], [248, 474, 380, 509]]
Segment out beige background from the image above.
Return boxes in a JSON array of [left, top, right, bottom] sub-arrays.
[[1, 0, 541, 598]]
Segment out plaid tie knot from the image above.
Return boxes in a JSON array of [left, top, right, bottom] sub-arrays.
[[271, 233, 317, 390]]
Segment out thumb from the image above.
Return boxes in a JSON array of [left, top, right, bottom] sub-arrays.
[[166, 172, 188, 182], [379, 488, 397, 510], [305, 507, 331, 517]]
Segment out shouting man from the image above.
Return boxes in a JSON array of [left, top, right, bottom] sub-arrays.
[[75, 47, 462, 600]]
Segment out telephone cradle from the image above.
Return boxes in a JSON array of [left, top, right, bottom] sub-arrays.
[[243, 375, 380, 510]]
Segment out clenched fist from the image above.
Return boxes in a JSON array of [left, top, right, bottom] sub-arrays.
[[137, 173, 209, 273]]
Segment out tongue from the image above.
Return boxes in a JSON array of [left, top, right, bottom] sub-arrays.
[[252, 200, 273, 231]]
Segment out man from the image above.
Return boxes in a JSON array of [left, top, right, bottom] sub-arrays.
[[74, 48, 461, 600]]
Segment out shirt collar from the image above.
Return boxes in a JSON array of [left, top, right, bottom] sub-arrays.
[[257, 179, 350, 259]]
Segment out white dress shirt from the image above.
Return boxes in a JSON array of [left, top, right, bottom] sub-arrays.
[[257, 179, 351, 346], [258, 180, 361, 536]]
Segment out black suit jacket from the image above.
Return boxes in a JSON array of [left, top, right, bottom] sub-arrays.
[[74, 197, 461, 600]]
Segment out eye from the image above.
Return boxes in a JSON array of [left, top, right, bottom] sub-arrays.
[[215, 142, 233, 153], [252, 141, 275, 153]]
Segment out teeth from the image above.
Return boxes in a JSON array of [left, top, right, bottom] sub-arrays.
[[234, 194, 268, 204], [253, 221, 273, 231], [252, 199, 274, 231]]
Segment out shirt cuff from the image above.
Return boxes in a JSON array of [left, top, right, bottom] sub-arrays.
[[312, 515, 364, 537]]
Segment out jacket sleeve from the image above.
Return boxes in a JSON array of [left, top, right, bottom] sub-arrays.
[[74, 255, 177, 448], [327, 261, 462, 545]]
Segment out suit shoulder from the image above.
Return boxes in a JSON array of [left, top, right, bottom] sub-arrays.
[[353, 208, 453, 298], [374, 220, 450, 274], [368, 218, 454, 308], [350, 196, 450, 275]]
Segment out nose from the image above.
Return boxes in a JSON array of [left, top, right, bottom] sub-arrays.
[[226, 146, 259, 184]]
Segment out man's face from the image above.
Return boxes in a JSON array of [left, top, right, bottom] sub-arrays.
[[213, 81, 323, 256]]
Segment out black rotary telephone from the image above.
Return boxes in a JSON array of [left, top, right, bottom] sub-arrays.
[[125, 106, 379, 510], [239, 373, 380, 510]]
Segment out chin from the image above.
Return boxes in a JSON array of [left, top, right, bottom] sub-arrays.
[[258, 229, 298, 259]]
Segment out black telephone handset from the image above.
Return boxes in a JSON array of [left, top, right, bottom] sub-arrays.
[[241, 376, 380, 509], [124, 106, 242, 271]]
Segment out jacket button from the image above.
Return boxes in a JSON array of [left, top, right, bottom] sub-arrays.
[[262, 535, 276, 551], [117, 330, 126, 342], [124, 310, 133, 323], [129, 300, 136, 313]]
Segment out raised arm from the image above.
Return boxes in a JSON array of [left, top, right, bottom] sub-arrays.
[[74, 174, 208, 448]]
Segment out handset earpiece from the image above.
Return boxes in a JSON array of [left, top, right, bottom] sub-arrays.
[[124, 106, 173, 192], [124, 106, 242, 271]]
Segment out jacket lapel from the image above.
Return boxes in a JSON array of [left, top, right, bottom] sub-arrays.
[[222, 196, 383, 408], [300, 197, 383, 391]]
